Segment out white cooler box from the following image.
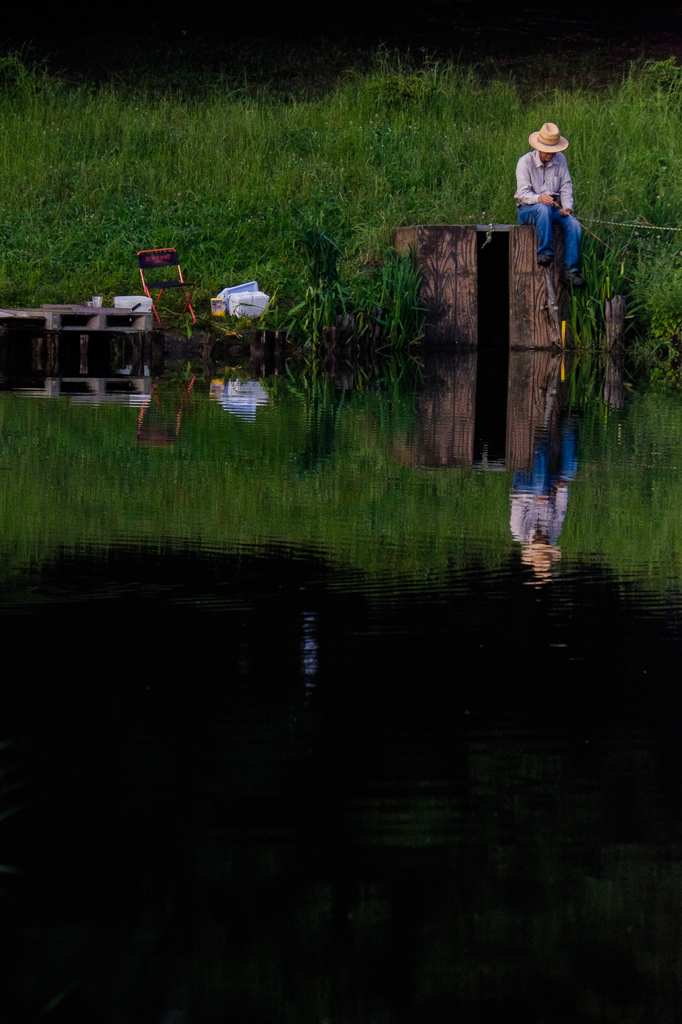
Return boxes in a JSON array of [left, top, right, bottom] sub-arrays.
[[227, 291, 269, 318], [114, 295, 153, 312]]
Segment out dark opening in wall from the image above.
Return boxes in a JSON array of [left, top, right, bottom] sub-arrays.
[[474, 228, 509, 466]]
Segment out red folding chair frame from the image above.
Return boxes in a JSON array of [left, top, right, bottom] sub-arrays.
[[137, 248, 196, 325]]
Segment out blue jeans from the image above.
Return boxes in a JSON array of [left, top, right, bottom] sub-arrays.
[[517, 204, 582, 270]]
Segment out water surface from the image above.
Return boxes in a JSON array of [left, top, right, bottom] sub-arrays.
[[2, 350, 682, 1024]]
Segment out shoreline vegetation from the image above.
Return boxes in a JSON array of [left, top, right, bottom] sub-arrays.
[[2, 48, 682, 378]]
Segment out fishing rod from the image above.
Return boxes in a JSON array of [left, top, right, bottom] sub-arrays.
[[550, 200, 615, 252]]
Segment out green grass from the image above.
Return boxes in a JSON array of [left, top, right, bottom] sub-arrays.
[[1, 52, 682, 347]]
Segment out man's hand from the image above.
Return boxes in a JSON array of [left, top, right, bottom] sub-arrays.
[[559, 208, 572, 217], [538, 193, 554, 205]]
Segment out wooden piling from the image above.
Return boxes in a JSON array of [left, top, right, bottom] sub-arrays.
[[45, 332, 59, 376], [31, 335, 44, 372], [396, 225, 477, 345], [79, 334, 89, 375], [605, 296, 626, 349], [274, 330, 287, 375], [509, 225, 565, 348], [130, 334, 144, 377]]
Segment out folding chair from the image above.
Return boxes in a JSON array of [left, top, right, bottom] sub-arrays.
[[137, 248, 196, 325]]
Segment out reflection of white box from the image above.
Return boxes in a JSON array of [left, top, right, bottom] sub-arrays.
[[227, 291, 269, 318], [210, 378, 268, 420], [114, 295, 152, 311]]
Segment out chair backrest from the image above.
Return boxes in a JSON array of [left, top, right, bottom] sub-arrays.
[[138, 248, 180, 271]]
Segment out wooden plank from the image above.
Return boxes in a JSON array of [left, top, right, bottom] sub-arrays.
[[31, 336, 44, 372], [418, 225, 478, 345], [509, 224, 565, 347], [397, 226, 479, 345], [130, 334, 144, 377], [79, 334, 89, 375], [45, 332, 60, 376]]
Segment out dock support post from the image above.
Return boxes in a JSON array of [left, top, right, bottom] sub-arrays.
[[79, 334, 89, 375], [130, 333, 144, 377], [31, 335, 44, 372], [605, 296, 626, 349], [45, 332, 59, 376], [110, 336, 125, 373]]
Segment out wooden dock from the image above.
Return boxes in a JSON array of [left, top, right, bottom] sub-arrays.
[[396, 223, 568, 347], [0, 304, 154, 333]]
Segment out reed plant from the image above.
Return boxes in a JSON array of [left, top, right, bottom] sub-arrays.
[[285, 222, 349, 344], [566, 238, 632, 347], [374, 247, 425, 349]]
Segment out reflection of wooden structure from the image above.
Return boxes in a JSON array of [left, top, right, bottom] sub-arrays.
[[506, 349, 561, 472], [396, 224, 568, 347], [396, 226, 477, 345], [414, 349, 477, 467], [24, 332, 164, 378]]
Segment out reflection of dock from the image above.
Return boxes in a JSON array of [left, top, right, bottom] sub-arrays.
[[12, 376, 152, 405], [0, 330, 164, 379], [411, 348, 622, 473], [0, 305, 153, 333], [414, 349, 477, 467]]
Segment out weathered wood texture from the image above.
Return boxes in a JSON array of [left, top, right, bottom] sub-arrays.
[[414, 348, 477, 467], [45, 332, 59, 376], [506, 348, 562, 472], [31, 336, 44, 372], [79, 334, 89, 375], [396, 225, 477, 345], [0, 305, 153, 332], [509, 225, 565, 348], [605, 295, 627, 348]]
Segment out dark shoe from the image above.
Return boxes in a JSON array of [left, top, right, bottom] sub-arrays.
[[537, 254, 553, 267], [560, 268, 585, 288]]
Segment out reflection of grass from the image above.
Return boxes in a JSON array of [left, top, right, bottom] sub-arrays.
[[1, 370, 682, 587], [0, 387, 513, 581]]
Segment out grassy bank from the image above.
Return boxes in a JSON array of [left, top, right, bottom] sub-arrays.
[[1, 52, 682, 349]]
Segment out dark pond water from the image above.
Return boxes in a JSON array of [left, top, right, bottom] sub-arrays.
[[2, 346, 682, 1024]]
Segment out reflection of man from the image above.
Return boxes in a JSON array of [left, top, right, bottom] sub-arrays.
[[510, 421, 578, 580], [515, 122, 584, 288]]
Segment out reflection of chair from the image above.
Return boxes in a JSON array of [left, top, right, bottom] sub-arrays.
[[137, 248, 196, 325]]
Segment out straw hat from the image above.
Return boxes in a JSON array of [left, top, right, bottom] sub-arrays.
[[528, 122, 569, 152]]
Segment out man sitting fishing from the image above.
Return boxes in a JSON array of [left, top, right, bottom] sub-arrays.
[[515, 122, 585, 288]]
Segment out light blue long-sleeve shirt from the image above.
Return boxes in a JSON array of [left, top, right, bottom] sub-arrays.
[[514, 150, 574, 210]]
